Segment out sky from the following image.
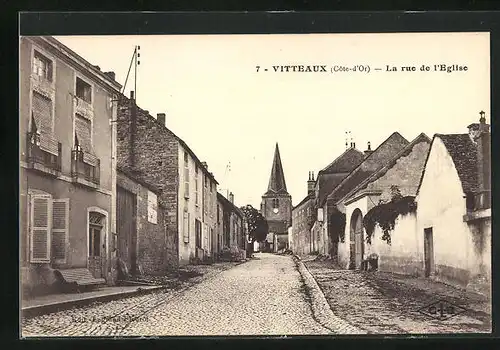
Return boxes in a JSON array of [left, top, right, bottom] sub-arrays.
[[54, 33, 490, 209]]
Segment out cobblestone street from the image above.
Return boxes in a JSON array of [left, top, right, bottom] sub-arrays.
[[22, 254, 331, 337], [304, 259, 491, 334]]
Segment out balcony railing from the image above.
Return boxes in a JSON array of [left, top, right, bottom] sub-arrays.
[[26, 132, 62, 174], [71, 149, 100, 186]]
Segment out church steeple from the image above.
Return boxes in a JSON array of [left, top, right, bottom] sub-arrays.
[[267, 142, 288, 194]]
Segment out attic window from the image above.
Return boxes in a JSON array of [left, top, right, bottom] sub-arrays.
[[33, 51, 53, 82], [76, 77, 92, 103]]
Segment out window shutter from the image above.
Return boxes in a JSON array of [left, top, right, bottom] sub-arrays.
[[183, 212, 189, 243], [52, 198, 69, 262], [184, 167, 189, 198], [75, 114, 92, 153], [32, 91, 53, 135], [30, 194, 52, 263]]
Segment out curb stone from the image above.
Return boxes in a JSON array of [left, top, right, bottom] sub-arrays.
[[294, 258, 368, 335]]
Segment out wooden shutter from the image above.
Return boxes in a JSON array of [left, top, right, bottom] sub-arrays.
[[184, 167, 189, 198], [32, 91, 53, 135], [30, 194, 52, 263], [75, 114, 92, 152], [52, 199, 69, 262], [183, 212, 189, 243]]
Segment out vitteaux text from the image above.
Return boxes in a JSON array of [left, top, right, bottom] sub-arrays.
[[256, 65, 328, 72]]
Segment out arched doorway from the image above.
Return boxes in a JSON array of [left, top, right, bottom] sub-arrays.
[[349, 209, 364, 270], [88, 210, 107, 279]]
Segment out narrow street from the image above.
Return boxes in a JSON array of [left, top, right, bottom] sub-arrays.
[[22, 254, 332, 337]]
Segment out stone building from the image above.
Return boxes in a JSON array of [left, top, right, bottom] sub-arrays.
[[291, 172, 316, 256], [310, 146, 366, 256], [340, 133, 431, 271], [20, 36, 121, 296], [416, 114, 491, 294], [260, 143, 292, 252], [116, 94, 218, 267], [325, 133, 410, 266], [116, 167, 167, 276], [217, 192, 246, 259]]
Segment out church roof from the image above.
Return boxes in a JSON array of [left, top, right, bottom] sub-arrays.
[[264, 143, 289, 196]]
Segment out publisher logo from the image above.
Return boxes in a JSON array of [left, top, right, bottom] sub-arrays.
[[418, 299, 467, 321]]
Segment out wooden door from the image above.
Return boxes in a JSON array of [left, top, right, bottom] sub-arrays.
[[88, 224, 104, 278], [117, 187, 137, 275], [354, 211, 364, 269], [424, 228, 434, 277]]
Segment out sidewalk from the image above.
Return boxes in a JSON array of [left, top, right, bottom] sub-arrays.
[[304, 260, 491, 334], [21, 285, 164, 318], [21, 260, 247, 319]]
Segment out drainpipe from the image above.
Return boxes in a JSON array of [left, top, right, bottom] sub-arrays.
[[109, 93, 118, 285]]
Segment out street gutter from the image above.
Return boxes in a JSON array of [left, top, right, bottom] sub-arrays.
[[293, 255, 368, 335]]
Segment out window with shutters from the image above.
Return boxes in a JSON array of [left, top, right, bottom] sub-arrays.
[[27, 91, 61, 173], [32, 91, 53, 135], [195, 168, 199, 205], [29, 193, 52, 263], [51, 199, 69, 263], [75, 114, 92, 152], [72, 113, 100, 186], [195, 219, 202, 248], [183, 211, 190, 243], [184, 166, 190, 199]]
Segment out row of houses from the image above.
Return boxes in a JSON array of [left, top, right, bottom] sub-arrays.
[[291, 114, 491, 294], [20, 36, 247, 297]]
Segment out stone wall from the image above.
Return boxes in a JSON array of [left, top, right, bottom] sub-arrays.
[[117, 170, 172, 274], [117, 97, 179, 269]]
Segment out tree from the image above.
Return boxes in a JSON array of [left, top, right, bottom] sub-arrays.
[[240, 204, 269, 244]]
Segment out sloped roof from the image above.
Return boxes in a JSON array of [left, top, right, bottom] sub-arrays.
[[326, 132, 409, 205], [217, 192, 243, 219], [319, 147, 365, 174], [314, 147, 366, 207], [293, 193, 314, 210], [343, 133, 431, 202], [437, 134, 478, 193], [119, 95, 218, 184], [317, 173, 349, 206], [265, 143, 289, 195]]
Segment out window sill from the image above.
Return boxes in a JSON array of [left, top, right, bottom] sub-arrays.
[[463, 208, 491, 222], [71, 176, 99, 190], [26, 161, 60, 178]]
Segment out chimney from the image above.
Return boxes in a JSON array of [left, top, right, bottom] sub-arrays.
[[229, 192, 234, 204], [130, 91, 135, 100], [307, 171, 315, 195], [104, 71, 116, 81], [468, 111, 491, 208], [364, 141, 374, 157], [201, 161, 208, 169], [93, 65, 101, 71], [157, 113, 166, 126]]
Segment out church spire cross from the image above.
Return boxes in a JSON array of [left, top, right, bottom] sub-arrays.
[[267, 142, 288, 194]]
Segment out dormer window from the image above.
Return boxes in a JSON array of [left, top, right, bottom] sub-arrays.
[[33, 51, 53, 82], [76, 77, 92, 103]]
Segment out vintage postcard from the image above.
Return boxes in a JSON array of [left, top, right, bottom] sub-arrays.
[[20, 31, 491, 337]]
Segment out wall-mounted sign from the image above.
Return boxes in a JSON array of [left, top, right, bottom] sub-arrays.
[[147, 190, 157, 224], [317, 208, 324, 222]]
